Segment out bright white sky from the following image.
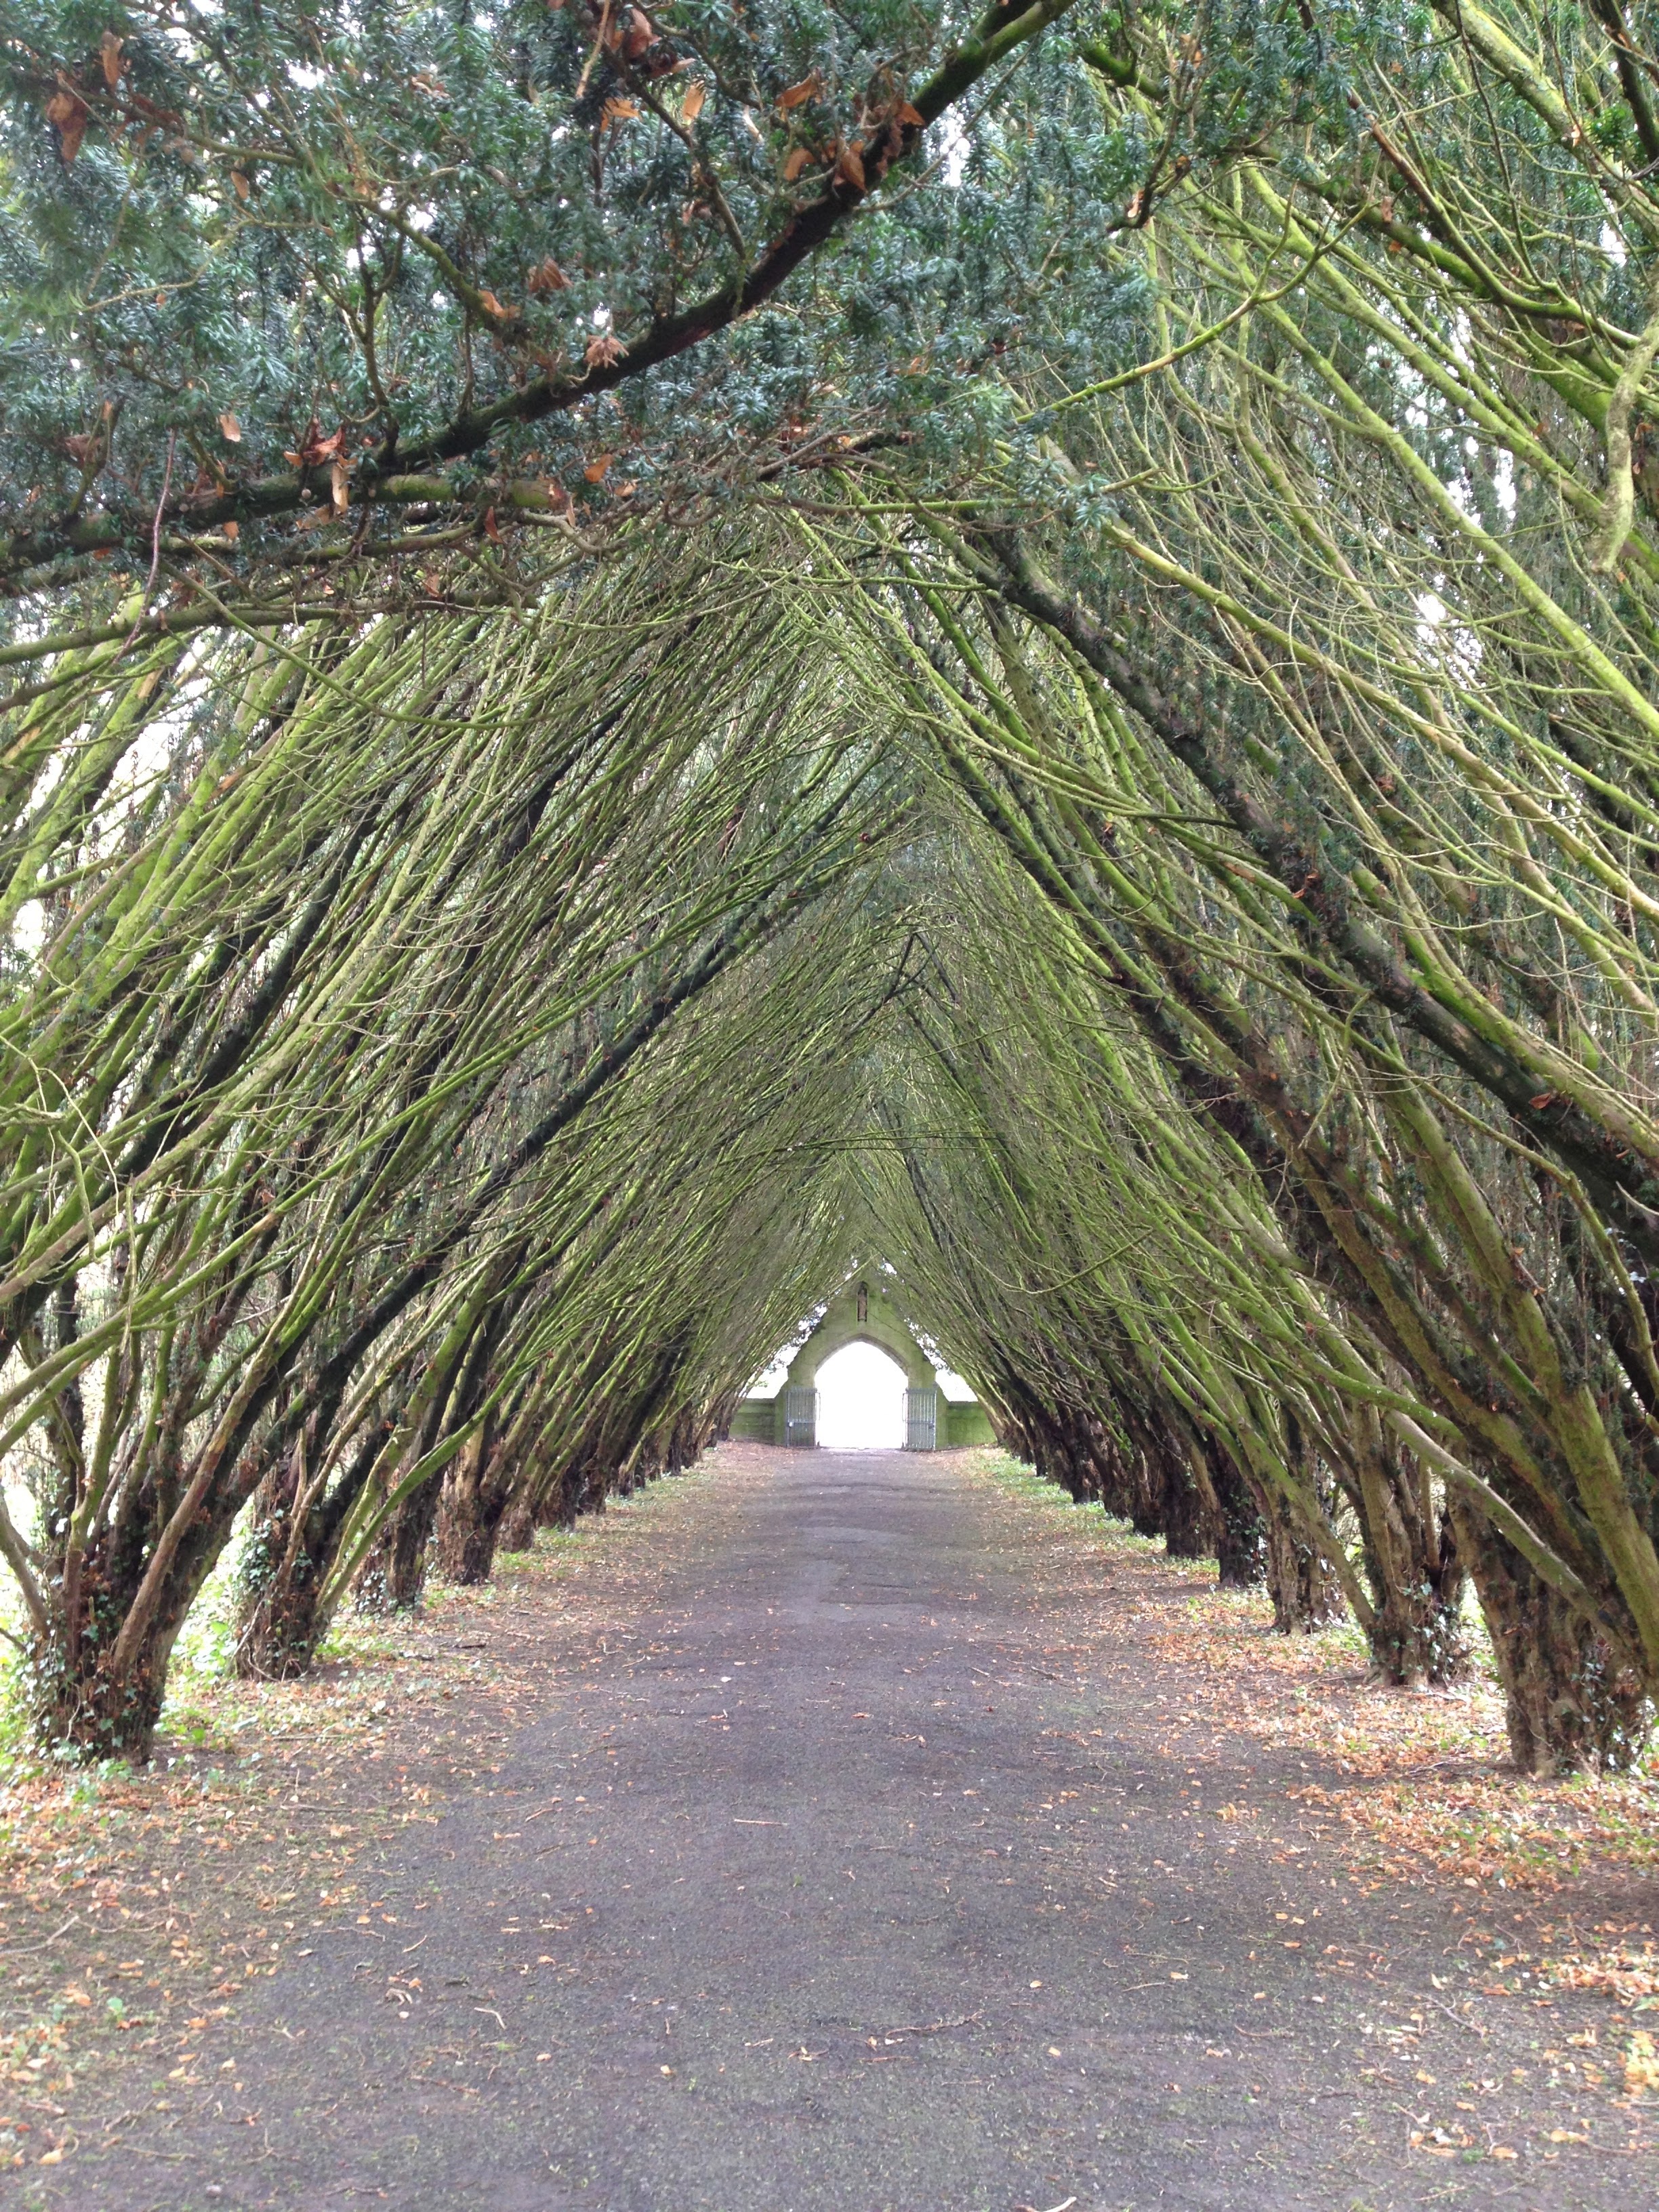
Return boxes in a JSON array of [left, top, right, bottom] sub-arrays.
[[815, 1340, 906, 1450]]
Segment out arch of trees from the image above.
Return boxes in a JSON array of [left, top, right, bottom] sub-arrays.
[[4, 3, 1659, 1778]]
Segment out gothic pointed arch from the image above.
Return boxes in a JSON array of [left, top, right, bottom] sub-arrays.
[[735, 1272, 996, 1448]]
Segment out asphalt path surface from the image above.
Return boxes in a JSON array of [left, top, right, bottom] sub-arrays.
[[52, 1445, 1653, 2211]]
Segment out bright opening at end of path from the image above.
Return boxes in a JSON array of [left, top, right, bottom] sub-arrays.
[[813, 1339, 906, 1449]]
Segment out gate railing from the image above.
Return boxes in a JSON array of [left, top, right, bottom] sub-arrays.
[[903, 1386, 938, 1451], [784, 1385, 819, 1447]]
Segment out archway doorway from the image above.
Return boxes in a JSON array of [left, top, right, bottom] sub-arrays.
[[815, 1340, 907, 1450]]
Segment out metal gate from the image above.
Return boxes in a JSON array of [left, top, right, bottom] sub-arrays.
[[903, 1386, 938, 1452], [784, 1385, 819, 1447]]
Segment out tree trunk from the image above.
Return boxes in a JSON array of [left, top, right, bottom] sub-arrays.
[[1088, 1422, 1138, 1521], [30, 1381, 268, 1761], [1122, 1407, 1209, 1559], [235, 1542, 323, 1681], [30, 1462, 249, 1761], [1452, 1499, 1652, 1773], [577, 1453, 610, 1518], [434, 1418, 506, 1586], [497, 1495, 536, 1553], [433, 1500, 498, 1584], [1264, 1488, 1346, 1632], [26, 1559, 172, 1761], [1160, 1467, 1211, 1558], [1347, 1412, 1467, 1685], [235, 1422, 387, 1679], [1208, 1439, 1268, 1589], [355, 1471, 443, 1614], [1264, 1416, 1347, 1632]]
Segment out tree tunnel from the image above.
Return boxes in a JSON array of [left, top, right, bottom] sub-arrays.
[[5, 2, 1659, 1793], [4, 501, 1657, 1785]]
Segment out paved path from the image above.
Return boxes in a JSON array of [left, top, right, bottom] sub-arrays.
[[56, 1446, 1650, 2211]]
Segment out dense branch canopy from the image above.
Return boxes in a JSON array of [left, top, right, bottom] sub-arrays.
[[7, 3, 1659, 1786]]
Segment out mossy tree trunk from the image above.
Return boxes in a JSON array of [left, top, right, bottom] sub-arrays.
[[1451, 1499, 1651, 1774]]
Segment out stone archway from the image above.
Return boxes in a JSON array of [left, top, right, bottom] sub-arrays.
[[734, 1273, 996, 1448], [790, 1276, 932, 1448], [793, 1292, 937, 1399]]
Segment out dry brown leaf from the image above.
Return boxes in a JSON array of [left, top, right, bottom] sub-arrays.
[[329, 459, 349, 516], [834, 143, 865, 190], [230, 167, 250, 201], [477, 288, 518, 322], [100, 31, 125, 89], [527, 256, 569, 295], [219, 411, 242, 443], [778, 76, 819, 111], [896, 101, 925, 128], [284, 418, 347, 468], [583, 453, 615, 483], [682, 79, 705, 124], [603, 97, 640, 125], [222, 519, 240, 542], [45, 88, 89, 163], [781, 144, 812, 182], [585, 333, 626, 369]]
